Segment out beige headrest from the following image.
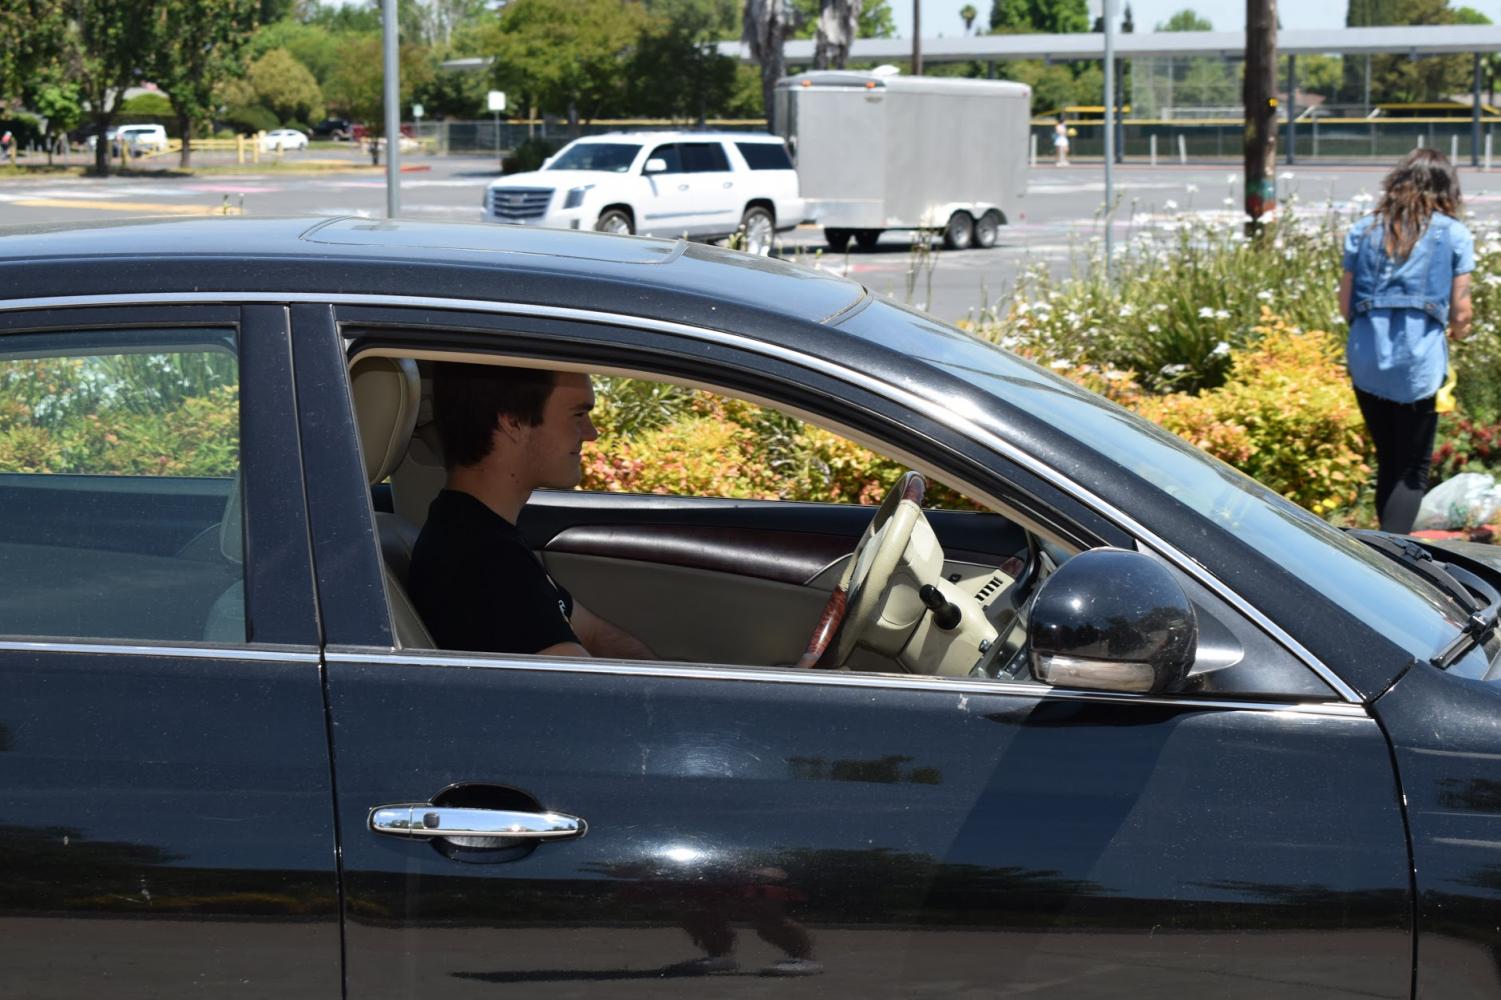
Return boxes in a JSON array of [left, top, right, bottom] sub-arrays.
[[351, 357, 420, 485]]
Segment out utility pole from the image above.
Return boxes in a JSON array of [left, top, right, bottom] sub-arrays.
[[1244, 0, 1277, 230], [912, 0, 923, 75], [383, 0, 401, 217]]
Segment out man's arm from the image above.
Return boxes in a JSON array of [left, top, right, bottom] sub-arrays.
[[568, 601, 656, 660]]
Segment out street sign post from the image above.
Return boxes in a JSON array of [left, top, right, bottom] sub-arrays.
[[488, 91, 506, 170]]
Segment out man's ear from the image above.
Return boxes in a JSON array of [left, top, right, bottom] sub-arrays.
[[495, 414, 523, 442]]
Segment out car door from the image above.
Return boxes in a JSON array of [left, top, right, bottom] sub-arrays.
[[637, 143, 700, 239], [310, 309, 1413, 999], [676, 140, 739, 236], [0, 305, 340, 999]]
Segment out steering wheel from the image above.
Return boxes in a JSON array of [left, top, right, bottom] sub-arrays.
[[798, 471, 927, 669]]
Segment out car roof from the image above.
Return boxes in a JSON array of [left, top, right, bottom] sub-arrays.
[[0, 216, 867, 335], [572, 131, 784, 144]]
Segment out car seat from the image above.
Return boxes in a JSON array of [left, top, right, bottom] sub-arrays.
[[350, 355, 434, 648]]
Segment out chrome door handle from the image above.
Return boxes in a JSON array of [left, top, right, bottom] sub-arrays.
[[677, 183, 689, 191], [369, 804, 586, 841], [723, 181, 733, 188]]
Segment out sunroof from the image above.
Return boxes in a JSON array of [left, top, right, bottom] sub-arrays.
[[300, 218, 685, 265]]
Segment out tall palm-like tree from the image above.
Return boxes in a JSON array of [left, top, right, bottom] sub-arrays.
[[744, 0, 795, 130], [960, 3, 977, 34], [814, 0, 864, 69]]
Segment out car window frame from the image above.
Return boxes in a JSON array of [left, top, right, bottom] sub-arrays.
[[0, 304, 319, 651], [643, 143, 683, 174], [302, 303, 1350, 705]]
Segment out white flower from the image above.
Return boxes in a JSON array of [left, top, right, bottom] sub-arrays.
[[1164, 199, 1179, 211], [1227, 173, 1239, 184], [1104, 370, 1128, 381], [1223, 197, 1236, 207], [1119, 303, 1136, 317], [1279, 171, 1294, 180], [1148, 323, 1161, 332], [1186, 184, 1199, 193], [1214, 309, 1230, 320], [1483, 274, 1501, 287], [1050, 359, 1072, 370], [1209, 341, 1232, 358], [1154, 303, 1169, 312], [1198, 306, 1215, 318], [1257, 289, 1274, 301], [1159, 362, 1187, 376]]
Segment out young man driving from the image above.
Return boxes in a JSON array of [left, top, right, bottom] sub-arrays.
[[407, 363, 654, 659]]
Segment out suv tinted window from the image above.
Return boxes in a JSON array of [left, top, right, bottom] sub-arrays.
[[735, 142, 794, 170], [0, 328, 244, 643], [679, 142, 731, 173], [645, 143, 683, 174]]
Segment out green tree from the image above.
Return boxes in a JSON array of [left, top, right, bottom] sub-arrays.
[[960, 4, 979, 34], [485, 0, 649, 126], [59, 0, 162, 175], [249, 18, 343, 86], [323, 34, 432, 163], [989, 0, 1088, 33], [0, 0, 66, 101], [247, 47, 324, 127], [148, 0, 259, 168], [630, 0, 740, 120], [1155, 8, 1211, 31], [27, 75, 83, 164]]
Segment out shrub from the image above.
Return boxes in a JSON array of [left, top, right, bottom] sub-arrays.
[[1431, 416, 1501, 485], [504, 137, 559, 175], [982, 204, 1348, 393], [1126, 311, 1372, 515]]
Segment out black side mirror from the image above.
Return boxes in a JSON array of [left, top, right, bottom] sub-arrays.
[[1028, 548, 1198, 694]]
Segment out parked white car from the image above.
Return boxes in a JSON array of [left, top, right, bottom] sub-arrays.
[[88, 124, 169, 155], [482, 132, 805, 255], [260, 129, 309, 152]]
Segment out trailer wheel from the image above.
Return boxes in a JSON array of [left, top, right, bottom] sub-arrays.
[[854, 229, 883, 251], [973, 211, 1002, 249], [825, 228, 852, 253], [942, 211, 974, 251]]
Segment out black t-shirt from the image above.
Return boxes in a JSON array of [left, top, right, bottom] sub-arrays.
[[408, 489, 579, 654]]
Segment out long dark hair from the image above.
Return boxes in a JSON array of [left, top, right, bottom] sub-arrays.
[[1375, 148, 1463, 260]]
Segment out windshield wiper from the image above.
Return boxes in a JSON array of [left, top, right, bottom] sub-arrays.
[[1346, 530, 1501, 668]]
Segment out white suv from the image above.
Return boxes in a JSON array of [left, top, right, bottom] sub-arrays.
[[482, 132, 804, 255]]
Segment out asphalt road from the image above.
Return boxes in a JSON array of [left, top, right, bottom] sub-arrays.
[[6, 149, 1501, 324]]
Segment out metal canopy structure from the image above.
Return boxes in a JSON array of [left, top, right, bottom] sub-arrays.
[[715, 25, 1501, 64]]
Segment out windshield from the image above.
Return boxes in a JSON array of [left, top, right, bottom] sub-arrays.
[[546, 143, 640, 173], [836, 300, 1468, 662]]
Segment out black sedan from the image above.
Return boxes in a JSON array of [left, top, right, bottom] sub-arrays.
[[1, 217, 1498, 999]]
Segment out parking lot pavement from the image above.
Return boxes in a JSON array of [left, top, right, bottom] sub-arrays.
[[6, 157, 1501, 322]]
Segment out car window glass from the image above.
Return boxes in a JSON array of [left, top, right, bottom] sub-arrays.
[[736, 142, 794, 170], [587, 378, 978, 509], [546, 142, 640, 173], [644, 144, 682, 173], [679, 142, 731, 173], [0, 329, 244, 644]]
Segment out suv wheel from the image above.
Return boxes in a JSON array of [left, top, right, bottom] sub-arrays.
[[595, 209, 634, 235], [942, 211, 975, 251], [739, 207, 775, 255]]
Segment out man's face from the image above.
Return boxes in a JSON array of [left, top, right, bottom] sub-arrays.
[[519, 372, 598, 490]]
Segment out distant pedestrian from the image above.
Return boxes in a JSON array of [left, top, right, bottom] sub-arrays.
[[1339, 148, 1474, 533], [1053, 115, 1070, 167], [0, 131, 13, 165]]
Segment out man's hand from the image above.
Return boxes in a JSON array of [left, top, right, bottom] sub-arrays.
[[565, 602, 656, 660]]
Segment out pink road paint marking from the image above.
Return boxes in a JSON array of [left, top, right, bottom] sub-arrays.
[[188, 184, 278, 194]]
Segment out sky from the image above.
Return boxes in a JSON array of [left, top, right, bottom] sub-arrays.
[[888, 1, 1499, 38]]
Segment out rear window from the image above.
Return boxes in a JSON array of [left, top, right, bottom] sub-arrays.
[[679, 142, 731, 172], [736, 142, 794, 170]]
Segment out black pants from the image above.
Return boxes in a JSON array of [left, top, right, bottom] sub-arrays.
[[1355, 387, 1438, 534]]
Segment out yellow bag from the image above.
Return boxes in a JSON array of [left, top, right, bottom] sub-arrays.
[[1435, 367, 1458, 414]]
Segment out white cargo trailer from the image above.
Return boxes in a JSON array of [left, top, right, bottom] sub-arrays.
[[774, 71, 1031, 252]]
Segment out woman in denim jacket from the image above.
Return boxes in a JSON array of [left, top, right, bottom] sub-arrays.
[[1339, 148, 1475, 533]]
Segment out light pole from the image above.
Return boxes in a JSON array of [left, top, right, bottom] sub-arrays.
[[1090, 0, 1117, 276], [383, 0, 401, 217]]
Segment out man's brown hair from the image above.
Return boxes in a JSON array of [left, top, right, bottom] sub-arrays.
[[432, 363, 556, 468]]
